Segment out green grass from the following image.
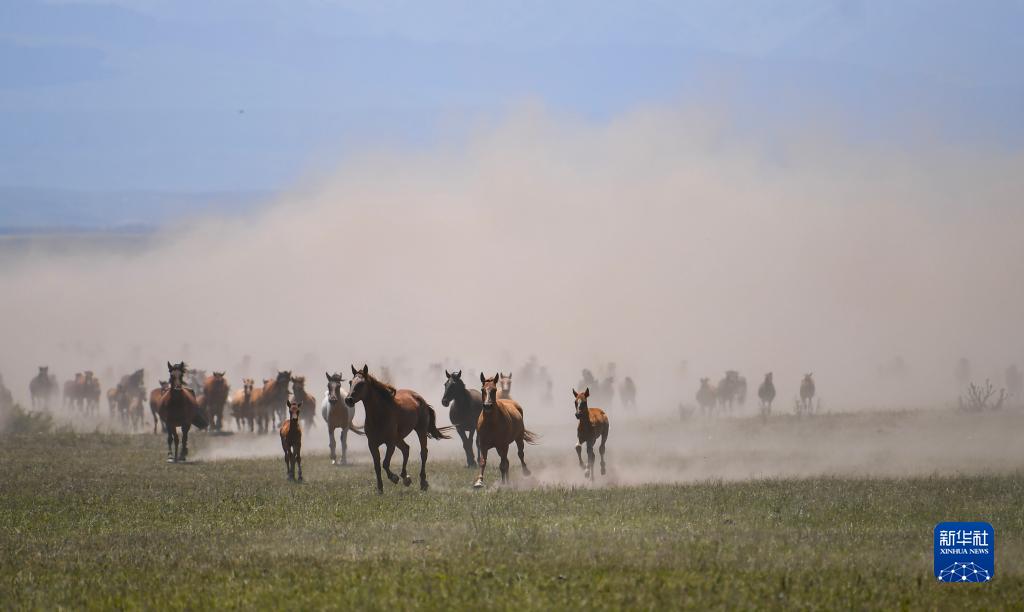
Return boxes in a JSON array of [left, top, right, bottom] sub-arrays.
[[1, 432, 1022, 610]]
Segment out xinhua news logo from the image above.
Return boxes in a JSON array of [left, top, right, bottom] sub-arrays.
[[934, 522, 994, 583]]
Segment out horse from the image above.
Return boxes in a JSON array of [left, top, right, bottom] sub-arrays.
[[758, 372, 776, 419], [279, 400, 304, 481], [497, 372, 513, 399], [474, 373, 536, 489], [619, 376, 637, 410], [799, 373, 816, 415], [115, 369, 147, 431], [202, 371, 230, 431], [149, 381, 169, 435], [572, 387, 610, 481], [344, 364, 451, 493], [290, 376, 318, 431], [716, 371, 742, 413], [253, 371, 291, 434], [228, 378, 255, 432], [83, 371, 101, 414], [29, 366, 57, 410], [321, 373, 364, 465], [441, 370, 482, 468], [696, 378, 717, 416], [157, 362, 207, 462], [63, 373, 84, 410]]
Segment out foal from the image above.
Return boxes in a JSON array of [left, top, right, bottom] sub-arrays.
[[280, 400, 303, 481], [572, 387, 610, 481]]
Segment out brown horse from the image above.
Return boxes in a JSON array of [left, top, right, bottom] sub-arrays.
[[253, 371, 291, 434], [290, 375, 318, 431], [149, 380, 168, 435], [279, 400, 303, 481], [157, 362, 205, 462], [228, 378, 255, 432], [64, 373, 84, 410], [344, 364, 451, 493], [475, 373, 536, 489], [322, 372, 364, 465], [202, 371, 230, 431], [572, 387, 610, 481]]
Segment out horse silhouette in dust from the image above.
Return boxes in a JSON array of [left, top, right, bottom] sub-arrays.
[[799, 373, 816, 415], [758, 372, 776, 419]]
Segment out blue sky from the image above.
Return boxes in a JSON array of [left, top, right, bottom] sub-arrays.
[[1, 0, 1022, 207]]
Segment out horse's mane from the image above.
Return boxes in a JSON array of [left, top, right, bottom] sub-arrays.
[[362, 370, 397, 396]]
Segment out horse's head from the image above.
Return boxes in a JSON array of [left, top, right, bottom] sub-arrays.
[[84, 371, 94, 380], [167, 361, 187, 390], [286, 399, 302, 423], [325, 372, 345, 403], [765, 372, 773, 383], [804, 373, 814, 382], [242, 378, 254, 398], [572, 387, 590, 419], [699, 377, 710, 388], [39, 366, 48, 376], [213, 371, 225, 380], [159, 380, 169, 391], [480, 372, 500, 410], [290, 375, 306, 392], [498, 372, 512, 395], [276, 371, 292, 386], [441, 369, 464, 407], [345, 364, 370, 407]]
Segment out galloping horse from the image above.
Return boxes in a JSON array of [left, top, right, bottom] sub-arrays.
[[64, 373, 84, 410], [83, 371, 101, 414], [441, 370, 482, 468], [696, 378, 717, 416], [321, 373, 364, 465], [115, 369, 147, 431], [497, 372, 513, 399], [290, 376, 318, 431], [157, 362, 206, 462], [29, 367, 57, 410], [202, 372, 230, 431], [758, 372, 776, 418], [149, 380, 169, 434], [572, 388, 610, 481], [344, 364, 450, 493], [228, 378, 255, 432], [799, 373, 816, 415], [253, 371, 291, 434], [474, 373, 536, 489], [279, 400, 304, 481], [619, 376, 637, 410]]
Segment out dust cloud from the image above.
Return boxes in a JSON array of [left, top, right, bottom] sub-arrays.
[[2, 103, 1023, 482]]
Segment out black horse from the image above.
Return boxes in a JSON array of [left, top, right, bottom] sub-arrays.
[[441, 370, 482, 468]]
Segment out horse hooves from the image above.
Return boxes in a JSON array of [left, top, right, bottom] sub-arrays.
[[297, 477, 303, 482], [387, 473, 400, 484], [601, 467, 607, 475], [472, 480, 484, 489], [420, 480, 429, 491], [166, 457, 176, 463], [522, 468, 532, 477], [402, 475, 413, 486], [376, 488, 384, 495]]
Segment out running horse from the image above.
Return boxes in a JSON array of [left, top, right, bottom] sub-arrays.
[[228, 378, 255, 432], [474, 373, 536, 489], [157, 362, 208, 462], [497, 372, 513, 399], [344, 364, 451, 493], [279, 399, 304, 481], [758, 372, 776, 419], [290, 375, 318, 431], [321, 373, 364, 465], [253, 371, 291, 434], [149, 380, 169, 435], [202, 371, 230, 431], [441, 370, 482, 468], [572, 387, 610, 481], [29, 366, 57, 410], [799, 373, 816, 415]]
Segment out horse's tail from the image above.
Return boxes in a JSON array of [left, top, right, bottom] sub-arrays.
[[348, 421, 366, 436], [522, 428, 540, 445], [426, 404, 452, 439]]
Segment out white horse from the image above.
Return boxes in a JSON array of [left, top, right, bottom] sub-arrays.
[[321, 373, 362, 465]]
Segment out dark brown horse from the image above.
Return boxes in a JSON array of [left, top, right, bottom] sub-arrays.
[[441, 370, 482, 468], [253, 371, 291, 434], [149, 380, 168, 435], [83, 371, 101, 414], [572, 387, 610, 481], [202, 371, 230, 431], [279, 400, 303, 481], [157, 362, 206, 462], [322, 373, 364, 465], [29, 366, 57, 410], [290, 375, 318, 431], [475, 373, 536, 489], [344, 364, 450, 493]]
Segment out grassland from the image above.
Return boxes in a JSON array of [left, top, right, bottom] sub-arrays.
[[2, 429, 1022, 610]]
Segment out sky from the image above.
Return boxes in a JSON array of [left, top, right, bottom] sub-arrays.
[[1, 0, 1023, 217]]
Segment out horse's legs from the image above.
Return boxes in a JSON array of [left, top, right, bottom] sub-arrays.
[[417, 430, 429, 491], [515, 437, 531, 476], [575, 439, 584, 468], [397, 439, 412, 486], [586, 440, 596, 481], [166, 426, 175, 461], [327, 425, 337, 464], [368, 443, 384, 494], [382, 443, 399, 484], [295, 443, 302, 482], [180, 424, 191, 462], [283, 447, 292, 480], [474, 446, 488, 488], [497, 444, 510, 484], [599, 428, 608, 476], [456, 427, 475, 467], [340, 426, 349, 465]]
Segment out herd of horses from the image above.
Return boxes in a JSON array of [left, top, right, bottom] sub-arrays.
[[695, 371, 816, 419], [17, 362, 821, 492]]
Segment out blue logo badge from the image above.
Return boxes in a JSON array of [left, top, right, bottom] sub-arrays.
[[934, 522, 993, 582]]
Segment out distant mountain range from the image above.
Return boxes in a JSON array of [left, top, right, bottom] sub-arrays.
[[0, 186, 269, 233]]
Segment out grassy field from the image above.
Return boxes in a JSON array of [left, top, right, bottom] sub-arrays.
[[2, 430, 1023, 610]]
